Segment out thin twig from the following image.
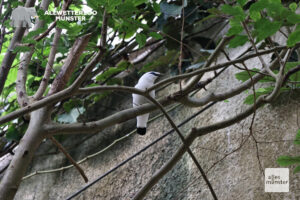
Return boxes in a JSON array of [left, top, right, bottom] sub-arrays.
[[49, 136, 88, 183]]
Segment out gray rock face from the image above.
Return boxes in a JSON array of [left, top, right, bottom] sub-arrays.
[[14, 30, 300, 200]]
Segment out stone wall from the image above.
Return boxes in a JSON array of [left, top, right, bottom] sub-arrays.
[[14, 26, 300, 200]]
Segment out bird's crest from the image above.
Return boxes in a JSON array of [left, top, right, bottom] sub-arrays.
[[149, 71, 161, 76]]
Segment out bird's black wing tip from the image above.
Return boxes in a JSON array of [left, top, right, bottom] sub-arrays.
[[137, 127, 147, 135]]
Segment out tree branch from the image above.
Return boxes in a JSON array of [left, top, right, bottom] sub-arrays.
[[70, 9, 109, 91], [49, 136, 88, 183], [241, 21, 277, 78], [0, 0, 36, 95], [178, 48, 289, 107], [48, 33, 92, 95], [135, 80, 284, 198], [132, 94, 218, 200], [33, 27, 62, 100], [0, 44, 295, 125], [16, 0, 52, 107], [182, 36, 233, 92], [148, 44, 290, 92]]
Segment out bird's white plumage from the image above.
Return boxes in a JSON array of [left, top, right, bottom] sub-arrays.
[[132, 72, 160, 134]]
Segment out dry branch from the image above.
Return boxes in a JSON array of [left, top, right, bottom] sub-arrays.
[[49, 136, 88, 183]]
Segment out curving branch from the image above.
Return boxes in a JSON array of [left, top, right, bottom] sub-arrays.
[[48, 33, 92, 95], [148, 44, 292, 92], [70, 9, 109, 90], [33, 27, 62, 100], [49, 136, 88, 183], [179, 48, 289, 107], [182, 36, 233, 92]]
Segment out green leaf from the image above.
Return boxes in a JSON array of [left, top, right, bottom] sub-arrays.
[[254, 18, 281, 41], [149, 32, 163, 39], [294, 165, 300, 174], [249, 0, 268, 12], [95, 62, 129, 82], [23, 27, 47, 41], [136, 33, 147, 47], [235, 68, 276, 82], [5, 125, 22, 141], [244, 87, 273, 105], [285, 62, 300, 82], [221, 5, 246, 21], [133, 0, 146, 6], [237, 0, 248, 7], [139, 50, 179, 72], [107, 0, 122, 12], [152, 2, 160, 13], [13, 46, 31, 53], [228, 35, 248, 48], [57, 21, 71, 29], [287, 30, 300, 47], [4, 66, 17, 87], [63, 99, 83, 113], [289, 2, 298, 12], [277, 156, 300, 166], [227, 24, 243, 36], [294, 130, 300, 145], [250, 11, 261, 21], [87, 0, 99, 10], [235, 68, 260, 82], [286, 13, 300, 24], [118, 1, 137, 17]]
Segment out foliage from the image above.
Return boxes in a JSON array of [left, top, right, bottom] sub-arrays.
[[1, 0, 300, 198], [277, 130, 300, 174]]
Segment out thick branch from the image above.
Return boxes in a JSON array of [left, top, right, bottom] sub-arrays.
[[48, 33, 91, 95], [133, 134, 195, 200], [282, 64, 300, 86], [70, 9, 109, 90], [0, 0, 36, 95]]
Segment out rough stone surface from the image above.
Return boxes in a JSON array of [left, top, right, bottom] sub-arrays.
[[13, 28, 300, 200]]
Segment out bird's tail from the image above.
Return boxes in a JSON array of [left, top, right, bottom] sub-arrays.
[[137, 127, 146, 135], [136, 113, 149, 135]]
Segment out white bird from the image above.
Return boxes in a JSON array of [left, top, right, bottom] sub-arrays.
[[132, 71, 161, 135]]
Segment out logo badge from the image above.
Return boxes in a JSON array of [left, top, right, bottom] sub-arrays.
[[265, 168, 289, 192], [11, 6, 38, 28]]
